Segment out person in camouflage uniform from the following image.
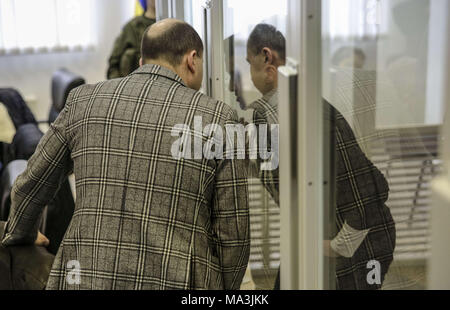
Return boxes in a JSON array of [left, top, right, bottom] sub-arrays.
[[107, 0, 156, 79]]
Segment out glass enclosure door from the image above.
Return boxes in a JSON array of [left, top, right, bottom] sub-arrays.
[[220, 0, 288, 289], [281, 0, 449, 290], [182, 0, 288, 290], [322, 0, 450, 290]]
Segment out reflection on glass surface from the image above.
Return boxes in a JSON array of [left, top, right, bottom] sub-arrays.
[[222, 0, 287, 290], [187, 0, 447, 291], [184, 0, 208, 94], [322, 0, 446, 290]]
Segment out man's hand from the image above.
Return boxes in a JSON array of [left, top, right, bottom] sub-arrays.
[[35, 231, 50, 247]]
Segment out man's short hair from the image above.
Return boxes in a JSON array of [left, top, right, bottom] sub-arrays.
[[247, 24, 286, 62], [141, 21, 203, 66]]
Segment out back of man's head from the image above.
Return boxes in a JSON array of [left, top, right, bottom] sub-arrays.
[[141, 19, 203, 67], [247, 23, 286, 64]]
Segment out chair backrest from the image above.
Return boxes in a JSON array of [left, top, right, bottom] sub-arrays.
[[0, 160, 50, 235], [50, 69, 85, 122], [0, 88, 37, 129], [11, 124, 43, 161], [0, 160, 27, 222]]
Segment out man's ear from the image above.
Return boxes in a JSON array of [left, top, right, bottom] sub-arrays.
[[187, 50, 198, 74], [262, 47, 273, 64]]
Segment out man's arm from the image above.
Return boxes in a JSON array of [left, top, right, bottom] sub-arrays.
[[1, 94, 74, 246], [252, 108, 279, 205], [330, 104, 391, 257], [212, 111, 250, 290]]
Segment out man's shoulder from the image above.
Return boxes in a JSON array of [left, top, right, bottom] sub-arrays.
[[183, 89, 235, 121], [68, 81, 106, 98], [66, 79, 118, 105]]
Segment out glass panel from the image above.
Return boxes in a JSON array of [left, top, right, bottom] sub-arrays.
[[321, 0, 447, 290], [183, 0, 208, 94], [184, 0, 206, 39], [222, 0, 288, 289]]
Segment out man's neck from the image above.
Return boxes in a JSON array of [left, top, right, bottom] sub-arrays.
[[144, 9, 156, 20], [144, 60, 175, 71], [262, 88, 277, 101], [262, 82, 278, 96], [143, 61, 184, 81], [261, 78, 278, 97]]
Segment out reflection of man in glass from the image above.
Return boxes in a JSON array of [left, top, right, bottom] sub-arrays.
[[246, 24, 396, 290], [246, 24, 283, 206]]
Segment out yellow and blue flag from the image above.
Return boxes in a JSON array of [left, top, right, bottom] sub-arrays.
[[135, 0, 147, 16]]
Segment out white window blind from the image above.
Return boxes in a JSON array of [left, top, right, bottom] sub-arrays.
[[0, 0, 94, 54]]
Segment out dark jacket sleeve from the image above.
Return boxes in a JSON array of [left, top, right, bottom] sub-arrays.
[[331, 103, 391, 231]]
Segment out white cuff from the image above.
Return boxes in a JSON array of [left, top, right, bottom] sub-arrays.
[[330, 221, 369, 258]]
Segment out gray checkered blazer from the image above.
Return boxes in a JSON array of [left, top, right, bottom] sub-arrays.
[[1, 65, 250, 290]]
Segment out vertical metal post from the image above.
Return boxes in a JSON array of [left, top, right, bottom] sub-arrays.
[[297, 0, 324, 290], [170, 0, 186, 20], [430, 0, 450, 290], [279, 58, 300, 290], [157, 0, 186, 20], [205, 0, 225, 101], [279, 0, 325, 290], [202, 3, 211, 96], [155, 0, 169, 20]]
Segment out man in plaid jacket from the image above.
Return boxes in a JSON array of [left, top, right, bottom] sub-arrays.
[[2, 19, 250, 290], [245, 24, 396, 290]]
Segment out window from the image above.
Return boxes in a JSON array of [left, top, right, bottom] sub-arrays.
[[323, 0, 387, 39], [224, 0, 287, 40], [0, 0, 94, 54]]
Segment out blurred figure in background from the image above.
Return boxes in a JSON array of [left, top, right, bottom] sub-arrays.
[[107, 0, 157, 79], [246, 24, 284, 206]]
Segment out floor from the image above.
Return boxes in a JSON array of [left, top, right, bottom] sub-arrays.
[[247, 261, 428, 290], [382, 261, 427, 290]]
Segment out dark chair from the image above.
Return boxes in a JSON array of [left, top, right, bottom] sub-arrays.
[[0, 88, 37, 129], [0, 160, 27, 223], [0, 221, 54, 290], [0, 79, 78, 254], [49, 69, 85, 123], [0, 159, 74, 255], [11, 124, 44, 161], [0, 160, 48, 234]]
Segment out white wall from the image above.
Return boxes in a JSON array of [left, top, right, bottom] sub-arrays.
[[0, 0, 134, 121]]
